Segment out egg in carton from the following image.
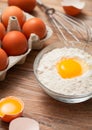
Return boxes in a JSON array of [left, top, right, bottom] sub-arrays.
[[25, 12, 53, 49], [0, 13, 53, 81]]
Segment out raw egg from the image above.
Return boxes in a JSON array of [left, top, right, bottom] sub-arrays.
[[61, 0, 85, 16], [2, 6, 26, 28], [0, 48, 8, 71], [2, 31, 28, 56], [0, 96, 24, 122], [8, 0, 37, 13], [56, 57, 83, 78], [0, 22, 6, 40], [9, 117, 39, 130], [22, 18, 47, 39]]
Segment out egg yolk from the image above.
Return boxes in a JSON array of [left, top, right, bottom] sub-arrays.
[[0, 98, 22, 116], [56, 58, 83, 78]]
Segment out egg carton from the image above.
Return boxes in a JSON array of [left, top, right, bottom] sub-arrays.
[[0, 12, 53, 81]]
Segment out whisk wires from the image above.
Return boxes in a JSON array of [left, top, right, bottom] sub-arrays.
[[37, 0, 91, 43]]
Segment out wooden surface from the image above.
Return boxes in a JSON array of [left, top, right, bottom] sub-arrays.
[[0, 0, 92, 130]]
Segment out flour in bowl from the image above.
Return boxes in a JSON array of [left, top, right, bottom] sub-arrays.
[[37, 47, 92, 95]]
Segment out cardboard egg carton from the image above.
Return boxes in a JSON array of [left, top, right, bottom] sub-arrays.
[[0, 12, 53, 81]]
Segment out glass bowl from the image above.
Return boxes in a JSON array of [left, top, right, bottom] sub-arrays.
[[33, 41, 92, 103]]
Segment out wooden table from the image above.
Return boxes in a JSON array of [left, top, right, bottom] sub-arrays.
[[0, 0, 92, 130]]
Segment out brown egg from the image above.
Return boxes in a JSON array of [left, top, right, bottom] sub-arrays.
[[22, 18, 47, 39], [2, 6, 26, 28], [0, 48, 8, 71], [8, 0, 36, 13], [0, 22, 6, 40], [2, 31, 28, 56]]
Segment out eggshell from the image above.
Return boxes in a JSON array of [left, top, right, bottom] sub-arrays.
[[0, 12, 53, 81], [0, 22, 6, 40], [0, 48, 8, 71], [8, 0, 37, 13], [2, 31, 28, 56], [2, 6, 26, 28], [61, 0, 85, 16], [22, 18, 47, 39], [0, 96, 24, 122], [25, 12, 53, 43], [9, 117, 39, 130]]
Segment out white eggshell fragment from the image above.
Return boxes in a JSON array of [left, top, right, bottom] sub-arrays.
[[9, 117, 39, 130]]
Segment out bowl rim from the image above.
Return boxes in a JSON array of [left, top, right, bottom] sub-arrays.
[[33, 41, 92, 99]]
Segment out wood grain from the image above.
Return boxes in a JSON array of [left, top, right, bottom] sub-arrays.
[[0, 0, 92, 130]]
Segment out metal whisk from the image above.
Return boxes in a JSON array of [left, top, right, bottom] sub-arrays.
[[37, 0, 91, 43]]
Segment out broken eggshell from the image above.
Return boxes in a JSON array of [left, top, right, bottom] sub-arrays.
[[9, 117, 39, 130], [0, 96, 24, 122], [61, 0, 85, 16]]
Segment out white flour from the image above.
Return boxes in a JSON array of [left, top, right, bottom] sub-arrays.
[[37, 47, 92, 95]]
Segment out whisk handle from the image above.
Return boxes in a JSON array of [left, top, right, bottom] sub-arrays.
[[37, 0, 43, 5], [37, 0, 55, 15], [37, 0, 48, 10]]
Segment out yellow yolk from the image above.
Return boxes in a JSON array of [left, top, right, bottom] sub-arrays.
[[0, 97, 22, 116], [56, 58, 83, 78]]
